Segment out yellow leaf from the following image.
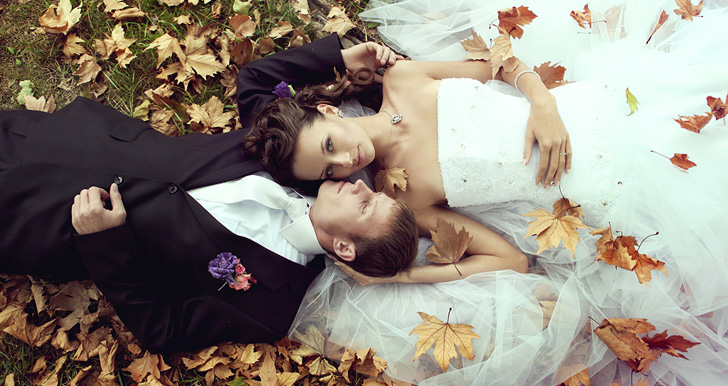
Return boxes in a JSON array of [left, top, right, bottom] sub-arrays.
[[425, 218, 472, 274], [39, 0, 82, 35], [409, 311, 480, 371], [185, 53, 225, 79], [62, 34, 86, 58], [187, 96, 235, 133], [460, 29, 491, 61], [308, 356, 336, 376], [488, 34, 519, 78], [277, 372, 300, 386], [374, 167, 407, 198], [626, 88, 639, 116], [522, 207, 589, 257], [563, 367, 590, 386]]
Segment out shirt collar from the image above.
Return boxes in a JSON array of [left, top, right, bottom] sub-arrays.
[[279, 211, 327, 255]]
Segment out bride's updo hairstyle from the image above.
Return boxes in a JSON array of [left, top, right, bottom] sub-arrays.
[[243, 69, 376, 185]]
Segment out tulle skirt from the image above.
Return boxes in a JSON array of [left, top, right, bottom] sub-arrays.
[[290, 1, 728, 384]]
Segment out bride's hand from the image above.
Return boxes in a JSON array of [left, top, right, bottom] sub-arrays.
[[341, 42, 404, 83], [524, 96, 571, 188], [335, 262, 401, 286]]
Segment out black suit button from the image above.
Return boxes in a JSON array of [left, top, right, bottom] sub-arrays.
[[168, 184, 178, 194], [113, 175, 124, 185]]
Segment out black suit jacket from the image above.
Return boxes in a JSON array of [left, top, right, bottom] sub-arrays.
[[0, 35, 344, 353]]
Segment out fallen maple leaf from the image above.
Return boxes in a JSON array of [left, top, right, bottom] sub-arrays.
[[460, 30, 491, 61], [632, 250, 668, 286], [496, 6, 537, 39], [488, 34, 519, 78], [646, 10, 669, 44], [39, 0, 82, 35], [374, 167, 407, 198], [123, 351, 170, 383], [308, 356, 337, 375], [670, 153, 697, 170], [425, 218, 473, 275], [269, 21, 294, 39], [626, 88, 639, 116], [674, 113, 711, 133], [590, 227, 637, 271], [523, 206, 589, 257], [187, 96, 235, 133], [24, 95, 56, 113], [230, 14, 256, 37], [323, 7, 355, 37], [706, 94, 726, 121], [552, 197, 584, 218], [643, 330, 700, 359], [533, 62, 569, 90], [410, 310, 480, 371], [562, 367, 590, 386], [4, 315, 56, 347], [147, 34, 185, 68], [674, 0, 703, 21], [63, 33, 86, 58], [570, 4, 591, 29]]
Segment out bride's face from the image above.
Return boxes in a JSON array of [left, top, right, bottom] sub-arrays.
[[292, 109, 375, 180]]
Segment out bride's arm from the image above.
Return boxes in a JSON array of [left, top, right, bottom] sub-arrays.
[[388, 60, 572, 188], [340, 205, 528, 286]]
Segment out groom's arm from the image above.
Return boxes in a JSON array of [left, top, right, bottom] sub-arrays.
[[236, 34, 345, 127]]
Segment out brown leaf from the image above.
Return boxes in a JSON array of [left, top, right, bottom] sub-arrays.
[[425, 218, 472, 272], [323, 7, 355, 37], [269, 21, 294, 39], [646, 10, 669, 44], [552, 197, 584, 218], [374, 167, 408, 198], [460, 30, 491, 61], [670, 153, 697, 170], [594, 318, 654, 363], [113, 6, 145, 20], [496, 6, 537, 39], [533, 62, 569, 90], [39, 0, 82, 34], [291, 0, 310, 24], [230, 14, 256, 37], [590, 227, 637, 271], [185, 53, 225, 79], [24, 95, 56, 113], [258, 351, 278, 385], [523, 204, 589, 257], [706, 94, 726, 120], [570, 5, 591, 29], [353, 348, 387, 378], [410, 311, 480, 371], [4, 315, 56, 347], [74, 326, 112, 361], [123, 351, 168, 383], [187, 96, 235, 133], [73, 53, 102, 85], [674, 0, 703, 21], [674, 113, 712, 133], [632, 251, 668, 286], [643, 330, 700, 358], [63, 34, 86, 58], [288, 30, 310, 49], [562, 367, 590, 386], [308, 356, 337, 376], [488, 34, 519, 78]]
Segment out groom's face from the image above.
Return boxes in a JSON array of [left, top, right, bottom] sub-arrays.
[[310, 179, 397, 240]]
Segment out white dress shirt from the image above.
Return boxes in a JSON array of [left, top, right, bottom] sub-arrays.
[[188, 171, 326, 265]]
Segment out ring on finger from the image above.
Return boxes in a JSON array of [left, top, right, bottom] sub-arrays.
[[560, 152, 569, 156]]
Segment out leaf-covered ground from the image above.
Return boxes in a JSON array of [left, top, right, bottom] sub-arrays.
[[0, 0, 402, 385]]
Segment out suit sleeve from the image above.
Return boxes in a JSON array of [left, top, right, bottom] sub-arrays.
[[236, 34, 345, 127], [74, 225, 281, 353]]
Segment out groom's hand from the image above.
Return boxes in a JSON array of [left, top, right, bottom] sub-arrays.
[[341, 42, 404, 83], [71, 183, 127, 235]]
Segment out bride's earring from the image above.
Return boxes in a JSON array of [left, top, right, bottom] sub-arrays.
[[337, 110, 344, 118]]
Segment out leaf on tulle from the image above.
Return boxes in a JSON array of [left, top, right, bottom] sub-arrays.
[[570, 4, 591, 29], [522, 204, 589, 257], [706, 94, 726, 121], [374, 167, 407, 198], [626, 88, 639, 116], [643, 330, 700, 359], [674, 0, 703, 21], [646, 10, 669, 44], [426, 218, 473, 274], [562, 367, 590, 386], [496, 6, 537, 39], [410, 311, 480, 371], [632, 251, 668, 286], [590, 227, 638, 271], [533, 62, 570, 89], [674, 113, 711, 133], [670, 153, 697, 170], [460, 29, 491, 61]]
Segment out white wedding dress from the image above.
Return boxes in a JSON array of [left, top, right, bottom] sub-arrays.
[[290, 1, 728, 385]]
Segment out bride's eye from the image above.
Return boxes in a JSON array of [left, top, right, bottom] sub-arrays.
[[326, 165, 333, 177], [326, 138, 333, 152]]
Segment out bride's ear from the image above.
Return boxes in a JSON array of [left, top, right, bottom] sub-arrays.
[[317, 104, 339, 117], [333, 237, 356, 262]]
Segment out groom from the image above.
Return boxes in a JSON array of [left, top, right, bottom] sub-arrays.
[[0, 35, 416, 353]]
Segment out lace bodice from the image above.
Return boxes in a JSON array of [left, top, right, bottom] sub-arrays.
[[437, 78, 625, 222]]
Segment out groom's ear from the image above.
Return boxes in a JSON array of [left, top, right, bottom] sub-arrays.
[[333, 237, 356, 262], [317, 104, 338, 116]]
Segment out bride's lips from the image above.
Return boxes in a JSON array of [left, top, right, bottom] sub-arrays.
[[356, 147, 363, 167], [337, 181, 346, 193]]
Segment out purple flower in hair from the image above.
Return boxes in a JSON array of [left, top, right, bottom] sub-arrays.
[[208, 252, 237, 285], [272, 81, 295, 98]]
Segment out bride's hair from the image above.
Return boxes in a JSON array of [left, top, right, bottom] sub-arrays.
[[243, 69, 376, 184]]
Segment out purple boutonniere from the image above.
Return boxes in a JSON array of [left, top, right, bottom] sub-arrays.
[[208, 252, 257, 291], [272, 81, 295, 98]]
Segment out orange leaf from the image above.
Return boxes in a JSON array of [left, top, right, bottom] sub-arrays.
[[460, 29, 491, 61], [632, 251, 668, 286], [674, 0, 703, 21], [562, 367, 590, 386], [706, 94, 726, 120], [593, 318, 654, 362], [552, 197, 584, 218], [646, 10, 669, 44], [533, 62, 569, 90], [425, 218, 473, 273], [570, 4, 592, 29], [670, 153, 697, 170], [674, 113, 712, 133], [523, 205, 589, 257], [374, 167, 408, 198], [590, 227, 637, 271], [496, 6, 537, 39], [643, 330, 700, 359], [409, 311, 480, 371]]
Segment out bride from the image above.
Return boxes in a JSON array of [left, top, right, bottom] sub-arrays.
[[244, 0, 728, 384]]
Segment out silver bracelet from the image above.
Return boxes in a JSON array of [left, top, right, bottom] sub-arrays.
[[514, 70, 541, 93]]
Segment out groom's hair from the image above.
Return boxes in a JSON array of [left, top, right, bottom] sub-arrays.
[[342, 200, 418, 277], [243, 70, 376, 185]]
